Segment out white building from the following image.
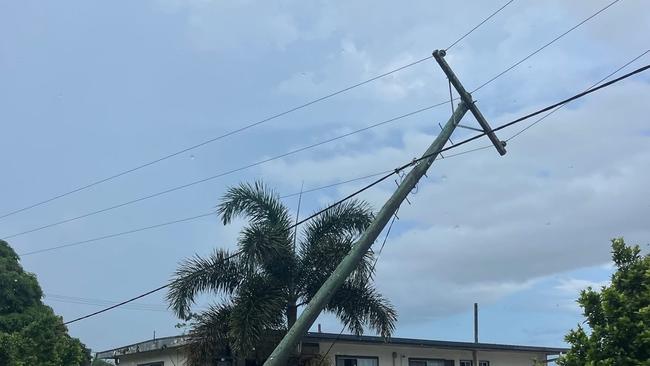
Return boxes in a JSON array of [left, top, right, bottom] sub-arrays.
[[96, 332, 566, 366]]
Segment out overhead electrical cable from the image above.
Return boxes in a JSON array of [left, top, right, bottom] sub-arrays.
[[46, 294, 170, 313], [0, 0, 519, 221], [5, 0, 623, 240], [2, 103, 448, 240], [0, 59, 432, 221], [470, 0, 621, 93], [61, 62, 650, 325], [18, 50, 648, 257], [18, 147, 483, 256], [445, 0, 516, 51], [506, 49, 649, 141]]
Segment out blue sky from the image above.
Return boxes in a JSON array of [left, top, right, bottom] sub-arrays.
[[1, 0, 649, 353]]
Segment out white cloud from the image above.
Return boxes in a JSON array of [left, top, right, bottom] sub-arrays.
[[549, 277, 610, 313], [277, 39, 428, 102], [555, 278, 609, 294]]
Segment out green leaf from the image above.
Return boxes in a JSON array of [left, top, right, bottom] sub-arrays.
[[0, 240, 89, 366], [167, 248, 243, 319], [559, 238, 650, 365]]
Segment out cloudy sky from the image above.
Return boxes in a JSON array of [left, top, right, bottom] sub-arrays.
[[1, 0, 649, 353]]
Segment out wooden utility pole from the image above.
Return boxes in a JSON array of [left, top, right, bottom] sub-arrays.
[[264, 50, 505, 366]]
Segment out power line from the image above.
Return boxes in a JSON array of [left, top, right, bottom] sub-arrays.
[[506, 49, 650, 141], [5, 1, 610, 238], [2, 102, 447, 241], [446, 0, 516, 51], [280, 171, 393, 199], [408, 63, 650, 170], [63, 250, 242, 325], [358, 65, 650, 212], [46, 294, 170, 312], [19, 52, 649, 256], [62, 174, 385, 325], [18, 50, 649, 257], [48, 293, 166, 308], [62, 63, 650, 325], [63, 282, 178, 324], [18, 147, 489, 257], [18, 212, 216, 256], [312, 54, 650, 352], [21, 172, 393, 256], [63, 174, 399, 325], [1, 0, 519, 221], [471, 0, 621, 93], [51, 301, 168, 313], [313, 62, 650, 357], [0, 57, 431, 222]]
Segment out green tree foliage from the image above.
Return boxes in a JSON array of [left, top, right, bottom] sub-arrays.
[[0, 239, 89, 366], [559, 238, 650, 366], [167, 182, 396, 365]]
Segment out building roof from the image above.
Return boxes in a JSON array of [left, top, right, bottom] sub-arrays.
[[97, 332, 567, 359], [305, 332, 567, 354], [96, 335, 189, 359]]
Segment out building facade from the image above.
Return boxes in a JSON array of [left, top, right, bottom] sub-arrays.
[[97, 332, 565, 366]]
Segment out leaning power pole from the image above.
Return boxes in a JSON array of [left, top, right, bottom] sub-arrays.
[[264, 50, 506, 366]]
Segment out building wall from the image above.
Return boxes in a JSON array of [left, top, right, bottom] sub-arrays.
[[319, 342, 547, 366], [111, 341, 548, 366]]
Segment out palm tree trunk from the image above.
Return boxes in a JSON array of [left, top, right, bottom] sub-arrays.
[[286, 301, 298, 329]]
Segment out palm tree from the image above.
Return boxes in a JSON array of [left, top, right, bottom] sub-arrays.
[[166, 181, 396, 365]]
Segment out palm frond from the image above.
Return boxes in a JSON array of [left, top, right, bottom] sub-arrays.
[[239, 222, 293, 275], [302, 199, 373, 247], [298, 234, 375, 299], [228, 274, 287, 355], [171, 181, 394, 359], [299, 199, 374, 287], [184, 303, 233, 366], [166, 249, 242, 319], [218, 181, 292, 229], [325, 280, 396, 338]]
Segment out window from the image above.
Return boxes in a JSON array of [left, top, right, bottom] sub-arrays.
[[409, 358, 453, 366], [459, 361, 489, 366], [336, 355, 378, 366]]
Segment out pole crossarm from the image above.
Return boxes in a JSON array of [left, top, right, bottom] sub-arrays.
[[432, 49, 507, 156]]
